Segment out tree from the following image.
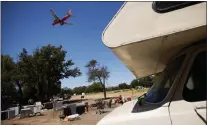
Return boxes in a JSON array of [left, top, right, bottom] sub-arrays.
[[130, 79, 140, 88], [139, 75, 154, 88], [59, 87, 73, 99], [118, 83, 130, 89], [86, 82, 103, 93], [73, 86, 87, 95], [1, 55, 18, 109], [16, 45, 82, 101], [85, 60, 110, 99], [130, 75, 154, 89], [61, 87, 73, 95]]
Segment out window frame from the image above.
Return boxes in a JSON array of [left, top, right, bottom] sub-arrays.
[[132, 52, 188, 113], [144, 54, 186, 104], [171, 45, 207, 102], [152, 1, 203, 13], [182, 51, 206, 102]]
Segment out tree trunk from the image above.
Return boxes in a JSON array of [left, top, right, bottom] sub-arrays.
[[102, 84, 107, 99], [98, 78, 107, 99]]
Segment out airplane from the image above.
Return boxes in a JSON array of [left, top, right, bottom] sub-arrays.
[[50, 8, 74, 26]]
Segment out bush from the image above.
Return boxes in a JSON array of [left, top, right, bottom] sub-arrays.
[[86, 82, 103, 93], [118, 83, 130, 89], [73, 86, 87, 95]]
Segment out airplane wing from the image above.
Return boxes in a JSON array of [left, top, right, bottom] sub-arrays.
[[64, 22, 73, 25], [61, 10, 73, 21], [50, 9, 60, 21]]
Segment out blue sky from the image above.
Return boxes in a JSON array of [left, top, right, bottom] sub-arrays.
[[2, 2, 135, 89]]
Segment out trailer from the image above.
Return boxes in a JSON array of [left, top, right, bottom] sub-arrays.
[[97, 2, 206, 125]]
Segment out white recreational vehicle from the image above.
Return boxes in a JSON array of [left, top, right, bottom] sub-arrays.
[[97, 2, 206, 125]]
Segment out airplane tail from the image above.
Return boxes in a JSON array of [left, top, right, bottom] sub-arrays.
[[68, 10, 72, 16]]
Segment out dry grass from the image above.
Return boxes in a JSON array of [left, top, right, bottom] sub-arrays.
[[71, 89, 148, 100]]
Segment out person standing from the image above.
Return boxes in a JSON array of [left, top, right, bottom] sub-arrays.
[[81, 92, 85, 100]]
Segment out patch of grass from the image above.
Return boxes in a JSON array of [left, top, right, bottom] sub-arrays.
[[122, 89, 131, 92], [113, 90, 121, 93], [135, 88, 149, 92]]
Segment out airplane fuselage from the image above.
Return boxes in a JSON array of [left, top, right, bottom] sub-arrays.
[[50, 9, 72, 26], [52, 15, 71, 26], [52, 20, 64, 26]]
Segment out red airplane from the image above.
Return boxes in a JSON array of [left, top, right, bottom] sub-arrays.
[[50, 8, 74, 26]]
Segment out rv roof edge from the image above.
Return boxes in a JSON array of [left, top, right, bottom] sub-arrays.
[[102, 2, 206, 48], [101, 2, 206, 78], [102, 2, 127, 47]]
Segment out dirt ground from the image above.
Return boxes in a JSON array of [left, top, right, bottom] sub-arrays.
[[2, 106, 117, 125], [2, 90, 145, 125]]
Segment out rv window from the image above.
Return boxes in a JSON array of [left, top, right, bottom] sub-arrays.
[[152, 1, 202, 13], [183, 51, 206, 102], [145, 54, 185, 104]]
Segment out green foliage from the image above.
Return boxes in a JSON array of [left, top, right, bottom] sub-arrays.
[[118, 83, 130, 89], [130, 79, 140, 88], [106, 86, 119, 91], [1, 55, 17, 89], [85, 60, 110, 99], [61, 87, 73, 95], [73, 86, 87, 95], [1, 55, 18, 109], [1, 43, 156, 107], [59, 87, 73, 98], [86, 63, 110, 84], [1, 55, 17, 95], [138, 75, 154, 88], [86, 82, 103, 93], [2, 44, 82, 103], [130, 75, 154, 89]]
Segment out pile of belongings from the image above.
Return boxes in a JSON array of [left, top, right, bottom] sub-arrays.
[[63, 114, 81, 121]]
